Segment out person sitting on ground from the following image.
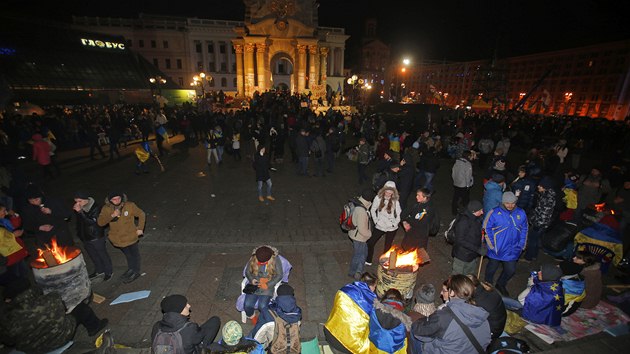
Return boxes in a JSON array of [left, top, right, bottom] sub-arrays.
[[206, 320, 264, 354], [0, 278, 108, 353], [514, 263, 564, 327], [324, 272, 378, 354], [250, 283, 302, 350], [411, 274, 491, 354], [573, 251, 602, 309], [151, 294, 221, 354], [369, 289, 411, 354], [467, 274, 506, 339], [408, 283, 437, 322]]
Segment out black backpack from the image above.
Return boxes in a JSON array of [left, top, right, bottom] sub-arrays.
[[372, 170, 388, 191], [486, 336, 530, 353], [152, 322, 193, 354]]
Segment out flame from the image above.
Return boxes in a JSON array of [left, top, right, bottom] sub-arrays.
[[594, 202, 606, 213], [31, 238, 81, 269], [380, 246, 421, 269]]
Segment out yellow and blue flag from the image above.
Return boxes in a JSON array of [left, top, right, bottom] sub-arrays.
[[368, 309, 407, 353], [325, 282, 376, 353]]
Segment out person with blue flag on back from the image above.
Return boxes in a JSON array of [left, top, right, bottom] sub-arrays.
[[518, 263, 565, 327], [368, 289, 411, 354], [324, 272, 378, 353]]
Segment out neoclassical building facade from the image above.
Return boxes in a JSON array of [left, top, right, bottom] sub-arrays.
[[73, 0, 348, 98]]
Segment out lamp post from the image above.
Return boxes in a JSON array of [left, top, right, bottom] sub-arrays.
[[190, 72, 213, 98], [149, 76, 167, 107], [394, 58, 410, 103], [346, 75, 360, 106], [564, 92, 573, 115]]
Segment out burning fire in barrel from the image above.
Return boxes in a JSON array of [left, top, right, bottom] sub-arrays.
[[31, 238, 91, 312], [376, 246, 429, 299]]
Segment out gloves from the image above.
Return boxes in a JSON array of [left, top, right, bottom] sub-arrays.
[[478, 246, 487, 257]]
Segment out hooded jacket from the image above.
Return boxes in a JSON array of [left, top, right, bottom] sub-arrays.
[[31, 134, 51, 166], [75, 197, 105, 242], [411, 298, 491, 354], [451, 210, 483, 263], [369, 299, 411, 353], [511, 176, 536, 211], [349, 197, 372, 242], [471, 284, 506, 339], [371, 186, 402, 232], [451, 158, 473, 188], [531, 188, 557, 229], [97, 194, 146, 248], [151, 312, 209, 354], [483, 205, 528, 262], [483, 181, 504, 214]]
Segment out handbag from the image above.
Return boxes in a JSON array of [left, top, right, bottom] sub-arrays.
[[243, 283, 259, 294], [445, 306, 486, 354]]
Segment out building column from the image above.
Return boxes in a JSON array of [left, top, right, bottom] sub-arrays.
[[234, 44, 244, 97], [297, 44, 307, 93], [320, 47, 329, 86], [339, 48, 345, 78], [256, 43, 267, 92], [244, 43, 255, 97], [308, 45, 319, 88]]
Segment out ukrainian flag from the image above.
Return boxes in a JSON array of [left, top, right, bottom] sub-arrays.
[[562, 278, 586, 305], [325, 282, 376, 353], [368, 311, 407, 353]]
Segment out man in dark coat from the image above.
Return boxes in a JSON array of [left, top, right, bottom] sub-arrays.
[[21, 185, 73, 246], [397, 157, 415, 210], [295, 129, 310, 176], [73, 191, 113, 280], [451, 200, 486, 276], [401, 188, 439, 251], [253, 146, 273, 202], [151, 294, 220, 354]]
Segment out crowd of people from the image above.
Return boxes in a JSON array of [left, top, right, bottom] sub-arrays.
[[2, 91, 630, 352]]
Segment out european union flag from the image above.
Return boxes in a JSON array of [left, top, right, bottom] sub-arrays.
[[522, 279, 564, 327]]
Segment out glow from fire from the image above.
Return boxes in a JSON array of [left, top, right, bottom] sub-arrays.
[[594, 202, 606, 213], [381, 246, 421, 269], [31, 238, 81, 269]]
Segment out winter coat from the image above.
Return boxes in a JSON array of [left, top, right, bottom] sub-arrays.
[[483, 205, 528, 262], [511, 177, 536, 211], [0, 288, 76, 354], [75, 197, 105, 242], [32, 136, 51, 166], [471, 284, 506, 339], [531, 189, 557, 229], [357, 144, 370, 164], [451, 210, 483, 263], [22, 196, 73, 246], [401, 200, 439, 250], [411, 298, 491, 354], [370, 299, 411, 353], [419, 152, 440, 174], [310, 135, 326, 159], [97, 194, 146, 248], [246, 245, 283, 297], [151, 312, 210, 354], [371, 194, 402, 232], [349, 197, 372, 242], [483, 181, 504, 214], [269, 294, 302, 324], [577, 174, 611, 210], [451, 158, 473, 188], [580, 263, 602, 309], [253, 152, 271, 182], [296, 135, 310, 158]]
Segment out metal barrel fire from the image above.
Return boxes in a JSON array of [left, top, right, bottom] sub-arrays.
[[376, 246, 429, 300], [30, 238, 91, 312]]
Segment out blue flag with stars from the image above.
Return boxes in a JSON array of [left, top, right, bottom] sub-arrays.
[[522, 278, 564, 327]]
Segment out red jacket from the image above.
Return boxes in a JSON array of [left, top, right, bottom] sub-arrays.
[[32, 134, 51, 166]]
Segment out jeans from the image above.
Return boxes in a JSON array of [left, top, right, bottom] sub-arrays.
[[207, 148, 219, 164], [423, 172, 435, 190], [257, 179, 272, 197], [297, 157, 309, 175], [525, 226, 545, 261], [244, 294, 272, 317], [326, 152, 335, 172], [349, 240, 367, 276], [120, 242, 141, 274], [84, 237, 113, 276], [485, 258, 517, 288], [217, 146, 224, 162], [502, 296, 523, 311]]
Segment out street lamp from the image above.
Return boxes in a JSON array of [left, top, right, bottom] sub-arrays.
[[191, 72, 213, 98], [564, 92, 573, 114], [149, 76, 167, 95], [394, 58, 410, 102], [347, 75, 361, 106]]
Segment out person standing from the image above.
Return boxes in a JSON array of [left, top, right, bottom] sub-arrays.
[[295, 129, 310, 176], [451, 200, 486, 275], [451, 150, 474, 215], [356, 137, 370, 184], [154, 110, 169, 157], [31, 133, 53, 179], [73, 191, 113, 281], [483, 191, 528, 296], [525, 177, 557, 262], [22, 185, 74, 247], [366, 181, 401, 265], [253, 146, 274, 202], [151, 294, 221, 353], [348, 190, 374, 279], [510, 165, 536, 213], [401, 188, 439, 251], [97, 191, 146, 283], [310, 132, 327, 177]]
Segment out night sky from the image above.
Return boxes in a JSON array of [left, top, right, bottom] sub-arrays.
[[6, 0, 630, 63]]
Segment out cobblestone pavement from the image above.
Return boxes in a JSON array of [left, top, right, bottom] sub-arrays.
[[18, 135, 629, 353]]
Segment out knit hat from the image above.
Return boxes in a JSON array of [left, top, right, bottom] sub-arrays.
[[467, 200, 483, 213], [222, 320, 243, 346], [160, 294, 188, 314], [255, 246, 273, 263], [492, 173, 505, 183], [361, 188, 376, 202], [108, 190, 123, 201], [539, 176, 554, 190], [541, 263, 563, 282], [384, 181, 397, 190], [415, 283, 436, 304], [25, 185, 43, 200], [502, 191, 517, 204], [74, 190, 90, 200], [277, 284, 295, 296]]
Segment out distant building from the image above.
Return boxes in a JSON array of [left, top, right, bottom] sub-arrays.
[[391, 40, 630, 120], [353, 19, 390, 102]]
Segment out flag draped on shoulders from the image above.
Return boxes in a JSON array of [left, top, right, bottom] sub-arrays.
[[523, 279, 564, 326]]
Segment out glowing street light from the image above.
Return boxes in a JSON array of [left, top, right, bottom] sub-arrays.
[[402, 58, 410, 66]]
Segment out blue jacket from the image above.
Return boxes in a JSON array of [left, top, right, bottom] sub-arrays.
[[483, 206, 528, 261], [511, 177, 536, 211], [483, 181, 504, 214]]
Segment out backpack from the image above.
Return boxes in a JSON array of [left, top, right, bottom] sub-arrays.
[[486, 336, 530, 353], [152, 322, 192, 354], [339, 199, 364, 232], [444, 215, 459, 244], [372, 170, 388, 191], [269, 311, 300, 354]]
